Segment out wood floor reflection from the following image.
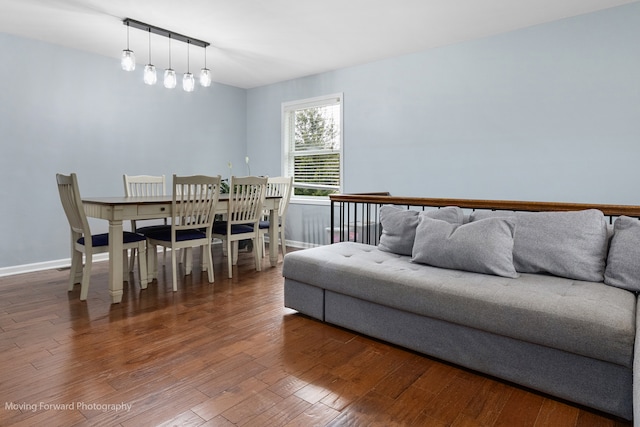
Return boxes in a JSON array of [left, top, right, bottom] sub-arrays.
[[0, 245, 631, 426]]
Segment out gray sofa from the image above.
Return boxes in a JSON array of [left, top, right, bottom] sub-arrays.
[[283, 204, 640, 422]]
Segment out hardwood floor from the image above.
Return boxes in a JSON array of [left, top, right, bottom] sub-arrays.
[[0, 246, 632, 426]]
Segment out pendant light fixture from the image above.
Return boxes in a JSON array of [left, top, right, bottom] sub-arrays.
[[183, 41, 195, 92], [121, 18, 210, 93], [200, 47, 212, 87], [163, 34, 176, 89], [143, 28, 157, 85], [121, 20, 135, 71]]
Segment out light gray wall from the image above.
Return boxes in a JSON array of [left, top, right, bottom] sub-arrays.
[[246, 3, 640, 246], [1, 3, 639, 269], [0, 33, 247, 269]]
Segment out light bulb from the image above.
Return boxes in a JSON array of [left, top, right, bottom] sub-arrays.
[[121, 49, 135, 71], [183, 72, 195, 92], [199, 68, 212, 87], [144, 64, 157, 85], [164, 69, 176, 89]]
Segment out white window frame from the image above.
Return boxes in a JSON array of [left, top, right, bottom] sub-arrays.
[[282, 93, 343, 205]]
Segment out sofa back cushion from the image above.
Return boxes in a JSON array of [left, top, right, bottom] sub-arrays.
[[605, 216, 640, 291], [411, 216, 519, 278], [378, 205, 463, 255], [470, 209, 608, 282]]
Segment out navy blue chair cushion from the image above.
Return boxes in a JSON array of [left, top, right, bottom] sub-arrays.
[[147, 229, 207, 242], [259, 220, 282, 229], [213, 221, 254, 235], [136, 224, 172, 235], [78, 232, 145, 247]]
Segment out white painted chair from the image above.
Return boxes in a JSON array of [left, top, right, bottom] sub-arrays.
[[123, 174, 169, 272], [259, 176, 293, 261], [56, 173, 147, 301], [213, 176, 267, 278], [123, 174, 166, 198], [146, 175, 221, 291]]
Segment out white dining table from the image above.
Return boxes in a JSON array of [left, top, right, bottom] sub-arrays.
[[82, 194, 281, 304]]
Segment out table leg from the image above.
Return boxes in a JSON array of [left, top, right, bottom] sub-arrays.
[[269, 208, 278, 267], [109, 219, 124, 304]]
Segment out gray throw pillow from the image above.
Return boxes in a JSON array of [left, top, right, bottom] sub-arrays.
[[605, 216, 640, 291], [470, 209, 608, 282], [411, 216, 518, 278], [378, 205, 464, 255]]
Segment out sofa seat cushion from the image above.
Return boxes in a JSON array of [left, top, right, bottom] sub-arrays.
[[283, 242, 636, 368]]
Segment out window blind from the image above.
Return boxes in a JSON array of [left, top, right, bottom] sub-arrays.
[[283, 94, 342, 198]]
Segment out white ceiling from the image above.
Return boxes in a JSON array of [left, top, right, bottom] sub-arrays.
[[0, 0, 636, 89]]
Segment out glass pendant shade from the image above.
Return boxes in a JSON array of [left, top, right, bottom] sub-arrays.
[[144, 64, 157, 85], [142, 28, 156, 85], [120, 19, 210, 91], [199, 68, 212, 87], [164, 69, 177, 89], [183, 73, 195, 92], [121, 49, 135, 71]]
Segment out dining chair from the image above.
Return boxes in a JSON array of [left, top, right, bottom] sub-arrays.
[[123, 174, 169, 272], [123, 174, 166, 198], [213, 176, 268, 278], [56, 173, 147, 301], [146, 174, 221, 291], [259, 176, 293, 261]]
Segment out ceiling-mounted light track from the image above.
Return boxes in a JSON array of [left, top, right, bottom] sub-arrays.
[[121, 18, 212, 91], [122, 18, 210, 48]]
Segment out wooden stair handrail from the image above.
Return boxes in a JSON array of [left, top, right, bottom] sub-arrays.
[[330, 193, 640, 218]]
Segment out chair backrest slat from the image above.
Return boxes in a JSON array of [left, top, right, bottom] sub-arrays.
[[266, 176, 293, 217], [172, 175, 221, 232], [56, 173, 91, 239], [228, 176, 268, 225], [123, 174, 166, 197]]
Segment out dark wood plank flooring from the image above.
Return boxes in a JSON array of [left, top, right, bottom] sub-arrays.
[[0, 246, 632, 426]]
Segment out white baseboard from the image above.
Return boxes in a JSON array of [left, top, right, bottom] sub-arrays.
[[0, 240, 317, 278], [0, 253, 109, 278], [263, 237, 320, 250], [284, 239, 320, 250]]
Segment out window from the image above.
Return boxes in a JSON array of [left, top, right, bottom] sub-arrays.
[[282, 93, 343, 200]]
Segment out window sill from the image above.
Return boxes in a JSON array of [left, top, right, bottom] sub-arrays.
[[290, 197, 331, 206]]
